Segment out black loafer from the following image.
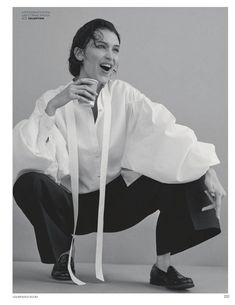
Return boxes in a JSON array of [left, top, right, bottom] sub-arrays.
[[51, 253, 75, 281], [150, 265, 194, 290]]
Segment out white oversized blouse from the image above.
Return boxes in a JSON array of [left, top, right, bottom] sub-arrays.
[[13, 79, 220, 285], [13, 79, 219, 187]]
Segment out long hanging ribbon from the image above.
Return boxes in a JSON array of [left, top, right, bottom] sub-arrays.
[[65, 101, 86, 285], [95, 87, 112, 281], [65, 84, 112, 285]]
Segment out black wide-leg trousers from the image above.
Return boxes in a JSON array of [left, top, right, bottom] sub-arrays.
[[13, 172, 220, 264]]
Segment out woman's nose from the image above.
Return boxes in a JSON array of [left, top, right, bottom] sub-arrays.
[[104, 48, 113, 60]]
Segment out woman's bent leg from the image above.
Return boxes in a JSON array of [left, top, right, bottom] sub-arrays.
[[73, 174, 221, 256], [13, 172, 73, 264]]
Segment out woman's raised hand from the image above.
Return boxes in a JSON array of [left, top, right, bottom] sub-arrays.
[[45, 78, 98, 116]]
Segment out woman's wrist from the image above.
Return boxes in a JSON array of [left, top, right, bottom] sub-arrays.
[[207, 167, 216, 176], [45, 99, 57, 116], [203, 167, 213, 182], [204, 167, 217, 183]]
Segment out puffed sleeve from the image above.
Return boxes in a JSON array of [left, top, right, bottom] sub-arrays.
[[13, 87, 70, 183], [121, 84, 220, 183]]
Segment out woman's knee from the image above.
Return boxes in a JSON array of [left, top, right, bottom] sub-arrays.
[[13, 172, 48, 202]]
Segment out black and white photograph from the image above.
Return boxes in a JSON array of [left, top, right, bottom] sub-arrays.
[[12, 5, 228, 296]]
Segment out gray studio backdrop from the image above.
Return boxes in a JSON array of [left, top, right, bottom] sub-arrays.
[[13, 7, 227, 267]]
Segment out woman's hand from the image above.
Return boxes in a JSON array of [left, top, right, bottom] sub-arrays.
[[45, 78, 98, 116], [202, 168, 226, 220]]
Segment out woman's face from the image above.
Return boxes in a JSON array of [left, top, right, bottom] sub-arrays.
[[77, 29, 120, 85]]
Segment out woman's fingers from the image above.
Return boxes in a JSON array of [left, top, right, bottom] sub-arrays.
[[202, 189, 215, 211], [73, 79, 98, 95], [69, 86, 97, 105], [202, 169, 226, 221], [201, 203, 215, 212], [76, 89, 96, 101], [215, 194, 222, 220], [79, 85, 98, 97], [202, 190, 222, 220], [74, 78, 97, 86], [68, 91, 93, 106], [70, 83, 98, 106], [204, 190, 215, 203]]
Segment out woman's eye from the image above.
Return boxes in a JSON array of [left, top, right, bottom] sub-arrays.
[[96, 44, 105, 49], [113, 48, 119, 53]]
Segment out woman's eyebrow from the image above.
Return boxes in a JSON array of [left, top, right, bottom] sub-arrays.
[[95, 40, 120, 48]]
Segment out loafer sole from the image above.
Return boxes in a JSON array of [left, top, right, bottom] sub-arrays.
[[150, 279, 195, 290], [51, 273, 72, 281]]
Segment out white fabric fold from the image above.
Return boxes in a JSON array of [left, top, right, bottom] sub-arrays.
[[122, 97, 220, 183]]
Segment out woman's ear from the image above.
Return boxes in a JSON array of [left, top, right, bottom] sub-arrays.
[[74, 47, 84, 62]]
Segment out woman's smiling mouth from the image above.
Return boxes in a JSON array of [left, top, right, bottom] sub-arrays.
[[99, 63, 113, 72]]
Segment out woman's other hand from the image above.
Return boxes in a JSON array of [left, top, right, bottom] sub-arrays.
[[45, 78, 98, 116], [202, 168, 226, 220]]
